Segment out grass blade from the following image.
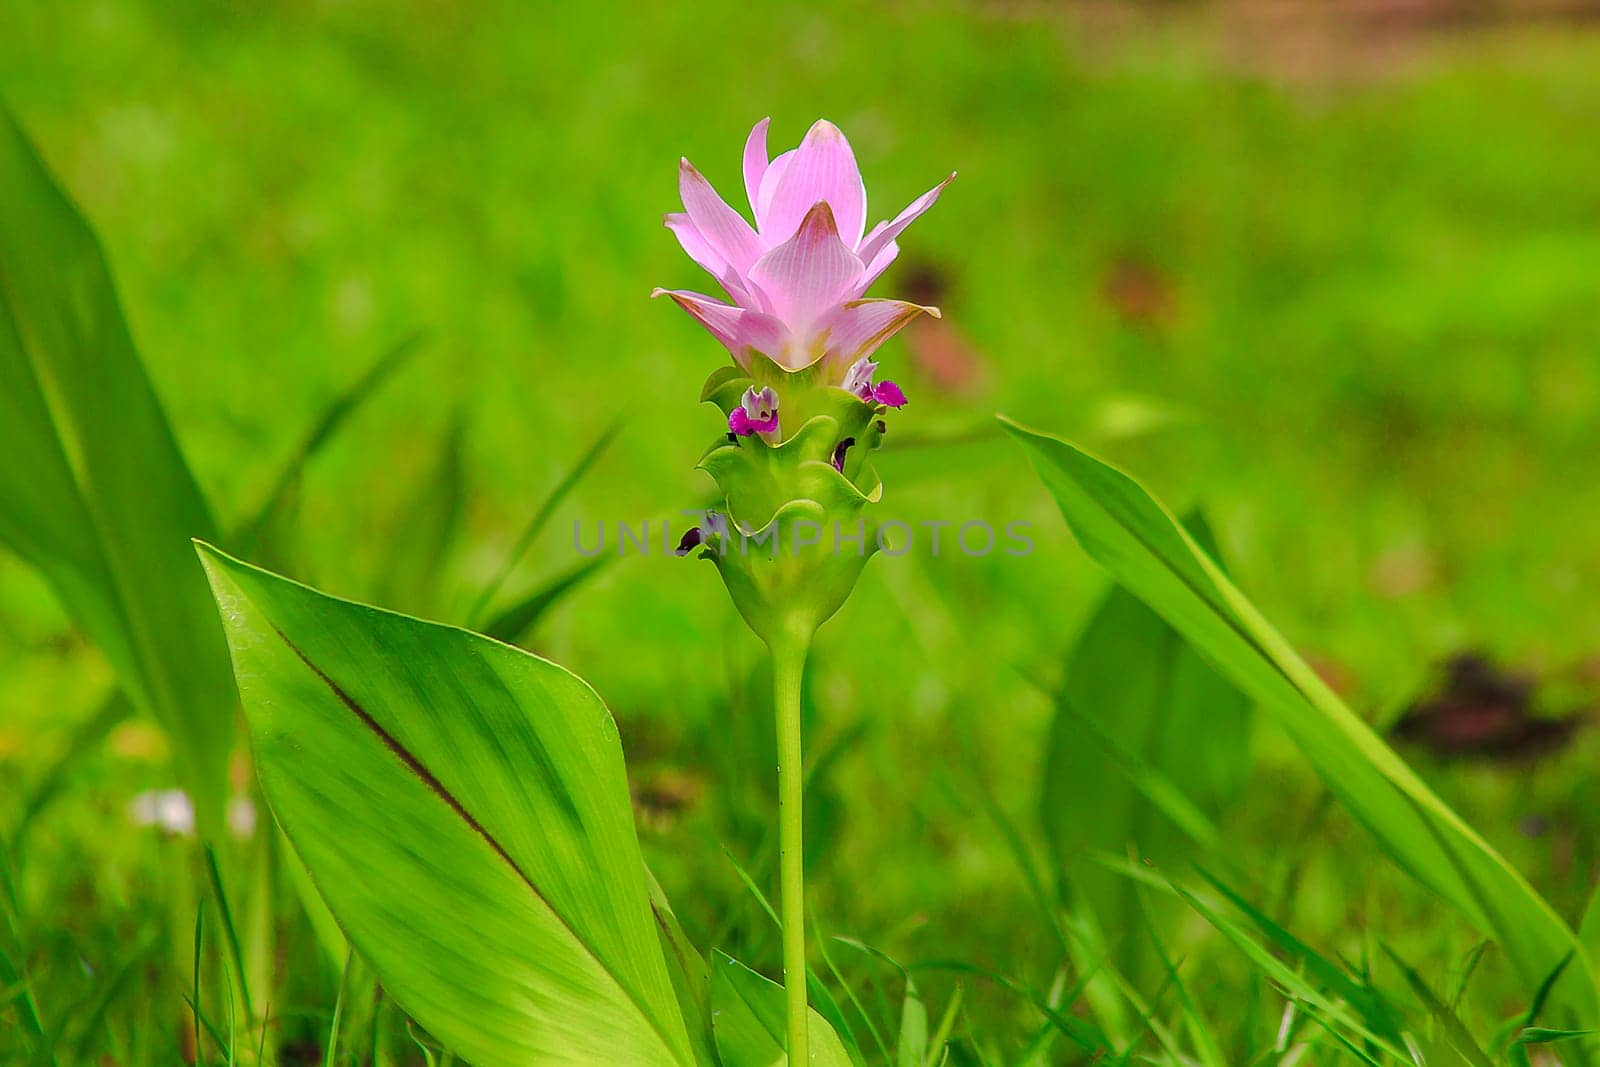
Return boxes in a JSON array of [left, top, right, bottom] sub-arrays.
[[239, 331, 424, 551], [481, 555, 611, 645], [1000, 416, 1600, 1023], [465, 419, 620, 629]]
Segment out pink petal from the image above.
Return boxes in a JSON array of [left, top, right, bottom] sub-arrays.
[[857, 172, 955, 266], [761, 120, 868, 249], [871, 380, 908, 408], [679, 158, 763, 276], [854, 239, 900, 297], [815, 298, 937, 366], [652, 288, 788, 366], [742, 118, 771, 216], [746, 202, 864, 336], [664, 212, 752, 305], [755, 149, 794, 229]]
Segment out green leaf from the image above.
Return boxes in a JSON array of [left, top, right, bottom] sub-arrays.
[[0, 103, 234, 825], [239, 331, 424, 557], [195, 543, 696, 1067], [466, 418, 620, 629], [483, 555, 612, 646], [894, 978, 928, 1067], [1380, 943, 1494, 1067], [1040, 517, 1251, 991], [1000, 416, 1600, 1023], [709, 951, 855, 1067], [646, 866, 717, 1067], [370, 410, 467, 617], [1044, 510, 1249, 867]]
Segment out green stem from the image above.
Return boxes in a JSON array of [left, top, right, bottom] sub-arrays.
[[771, 632, 811, 1065]]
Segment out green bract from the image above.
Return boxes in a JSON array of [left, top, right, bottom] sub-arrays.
[[689, 356, 890, 647]]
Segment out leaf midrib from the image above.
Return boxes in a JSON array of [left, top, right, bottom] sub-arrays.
[[269, 624, 689, 1066]]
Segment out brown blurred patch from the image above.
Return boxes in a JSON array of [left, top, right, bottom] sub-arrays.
[[1000, 0, 1600, 82], [631, 766, 706, 832], [897, 260, 989, 395], [1392, 652, 1587, 760], [1101, 255, 1176, 329], [1368, 542, 1439, 599]]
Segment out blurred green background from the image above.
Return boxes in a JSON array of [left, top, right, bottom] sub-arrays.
[[3, 0, 1600, 1058]]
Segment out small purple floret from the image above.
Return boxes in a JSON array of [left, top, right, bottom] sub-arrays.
[[730, 385, 780, 436], [872, 380, 907, 408], [842, 357, 878, 401], [674, 527, 704, 556], [831, 436, 856, 473]]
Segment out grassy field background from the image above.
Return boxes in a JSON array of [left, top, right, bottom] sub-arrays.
[[3, 0, 1600, 1060]]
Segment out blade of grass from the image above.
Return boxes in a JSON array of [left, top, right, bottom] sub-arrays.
[[192, 902, 205, 1064], [1157, 877, 1408, 1061], [480, 555, 612, 645], [898, 958, 1106, 1055], [816, 922, 892, 1066], [326, 948, 354, 1067], [181, 993, 232, 1062], [372, 412, 468, 616], [1450, 942, 1492, 1012], [1002, 417, 1600, 1021], [720, 847, 863, 1061], [0, 842, 45, 1047], [1193, 866, 1404, 1047], [1379, 944, 1493, 1067], [238, 332, 425, 550], [465, 418, 621, 629], [924, 984, 962, 1067], [203, 844, 253, 1023], [70, 930, 157, 1061], [1133, 884, 1228, 1067]]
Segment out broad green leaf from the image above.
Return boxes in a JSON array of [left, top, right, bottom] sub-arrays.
[[195, 543, 696, 1067], [1044, 512, 1249, 872], [0, 104, 234, 824], [1001, 416, 1600, 1023], [709, 951, 855, 1067]]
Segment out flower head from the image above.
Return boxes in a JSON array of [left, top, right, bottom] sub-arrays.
[[655, 119, 952, 375]]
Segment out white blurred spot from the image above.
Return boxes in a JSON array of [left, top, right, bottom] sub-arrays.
[[129, 789, 195, 836]]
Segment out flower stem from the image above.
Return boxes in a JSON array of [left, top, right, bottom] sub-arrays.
[[771, 632, 811, 1065]]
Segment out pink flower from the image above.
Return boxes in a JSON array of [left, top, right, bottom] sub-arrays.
[[654, 118, 952, 373]]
